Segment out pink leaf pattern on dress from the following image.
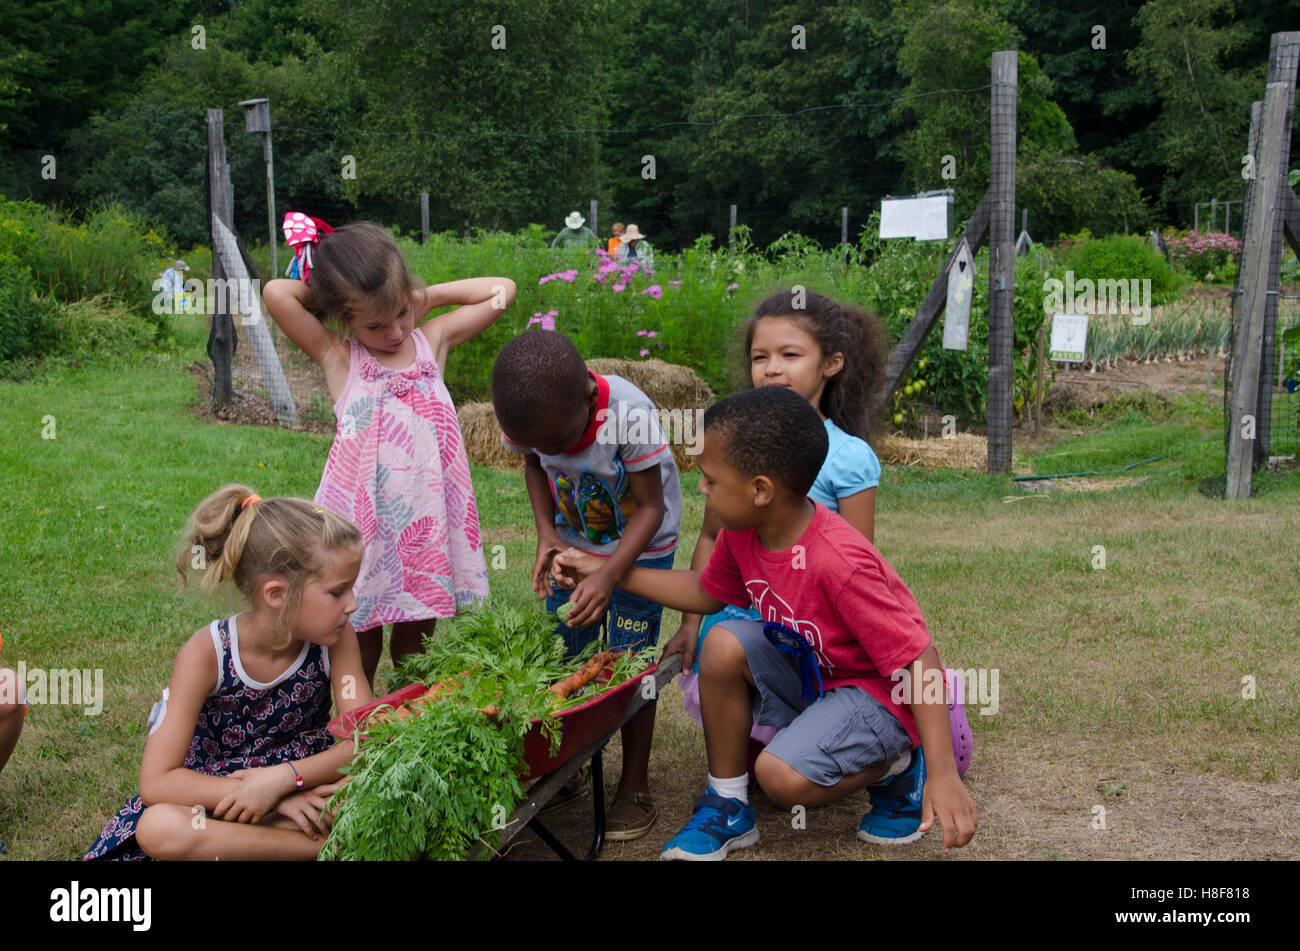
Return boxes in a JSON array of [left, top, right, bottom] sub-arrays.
[[314, 334, 488, 632]]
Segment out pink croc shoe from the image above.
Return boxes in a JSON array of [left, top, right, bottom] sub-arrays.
[[945, 668, 974, 777]]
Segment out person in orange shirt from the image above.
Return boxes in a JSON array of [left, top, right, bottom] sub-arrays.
[[608, 221, 625, 255]]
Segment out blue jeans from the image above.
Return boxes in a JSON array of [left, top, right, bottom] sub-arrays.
[[545, 551, 675, 659]]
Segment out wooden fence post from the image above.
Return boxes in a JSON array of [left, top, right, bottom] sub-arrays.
[[1252, 32, 1300, 468], [420, 192, 430, 244], [729, 204, 737, 248], [206, 109, 234, 414], [987, 50, 1018, 474], [1227, 32, 1299, 496]]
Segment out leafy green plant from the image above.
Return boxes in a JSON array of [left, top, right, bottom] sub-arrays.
[[0, 252, 58, 367], [321, 602, 651, 861], [1054, 231, 1181, 306]]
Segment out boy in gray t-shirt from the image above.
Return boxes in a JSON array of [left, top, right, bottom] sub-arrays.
[[492, 330, 681, 841]]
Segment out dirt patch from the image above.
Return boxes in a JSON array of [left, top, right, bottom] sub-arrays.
[[1048, 356, 1226, 406], [502, 684, 1300, 861]]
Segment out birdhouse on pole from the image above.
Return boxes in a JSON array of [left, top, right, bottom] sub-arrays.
[[943, 238, 975, 351], [239, 98, 270, 133], [237, 97, 278, 278]]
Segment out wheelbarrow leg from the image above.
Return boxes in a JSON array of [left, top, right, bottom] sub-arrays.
[[523, 747, 608, 861], [584, 745, 606, 861]]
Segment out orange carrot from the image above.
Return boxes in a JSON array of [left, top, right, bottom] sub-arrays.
[[549, 651, 617, 700]]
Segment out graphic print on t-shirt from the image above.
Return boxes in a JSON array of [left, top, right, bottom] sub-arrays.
[[551, 461, 637, 545], [744, 579, 832, 674]]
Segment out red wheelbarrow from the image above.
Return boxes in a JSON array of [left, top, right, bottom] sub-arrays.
[[328, 653, 684, 860]]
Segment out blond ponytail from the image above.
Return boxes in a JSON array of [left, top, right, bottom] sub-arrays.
[[176, 485, 362, 645]]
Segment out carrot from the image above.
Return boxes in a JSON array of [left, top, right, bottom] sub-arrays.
[[549, 651, 617, 701]]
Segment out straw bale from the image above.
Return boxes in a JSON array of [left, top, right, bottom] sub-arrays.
[[875, 432, 988, 472]]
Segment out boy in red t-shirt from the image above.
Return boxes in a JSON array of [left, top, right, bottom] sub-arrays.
[[554, 385, 977, 860]]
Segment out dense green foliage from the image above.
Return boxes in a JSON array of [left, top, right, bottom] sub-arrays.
[[1054, 232, 1182, 305], [3, 0, 1289, 250], [0, 196, 173, 372]]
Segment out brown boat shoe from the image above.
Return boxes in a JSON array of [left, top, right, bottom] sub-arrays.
[[606, 792, 657, 841]]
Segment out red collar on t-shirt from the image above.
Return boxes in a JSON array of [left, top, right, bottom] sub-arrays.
[[562, 371, 609, 454]]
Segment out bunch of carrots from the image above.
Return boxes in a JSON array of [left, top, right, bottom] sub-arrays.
[[361, 651, 620, 732]]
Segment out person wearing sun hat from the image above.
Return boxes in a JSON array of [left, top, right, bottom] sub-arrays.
[[614, 224, 654, 269], [158, 259, 194, 313], [551, 211, 598, 249]]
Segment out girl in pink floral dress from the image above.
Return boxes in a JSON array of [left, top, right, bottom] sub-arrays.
[[264, 217, 512, 685]]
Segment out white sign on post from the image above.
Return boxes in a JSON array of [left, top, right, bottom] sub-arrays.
[[879, 195, 950, 241], [1049, 313, 1089, 363], [943, 239, 975, 351]]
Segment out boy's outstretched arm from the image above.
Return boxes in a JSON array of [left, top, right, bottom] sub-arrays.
[[906, 644, 978, 852], [551, 549, 725, 616]]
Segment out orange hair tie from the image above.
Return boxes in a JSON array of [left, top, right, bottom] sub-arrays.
[[241, 494, 262, 510]]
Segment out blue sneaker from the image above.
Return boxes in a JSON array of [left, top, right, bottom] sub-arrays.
[[660, 788, 759, 861], [858, 748, 926, 845]]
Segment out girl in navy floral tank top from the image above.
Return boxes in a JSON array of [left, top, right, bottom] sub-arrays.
[[84, 485, 373, 861]]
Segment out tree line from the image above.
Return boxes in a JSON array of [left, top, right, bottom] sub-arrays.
[[0, 0, 1290, 251]]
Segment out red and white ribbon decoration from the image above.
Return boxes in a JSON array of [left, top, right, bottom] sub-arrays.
[[283, 211, 334, 283]]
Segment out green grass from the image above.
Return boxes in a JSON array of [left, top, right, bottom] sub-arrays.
[[1, 313, 1298, 859]]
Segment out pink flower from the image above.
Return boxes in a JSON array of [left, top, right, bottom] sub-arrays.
[[647, 330, 658, 337], [642, 285, 663, 299], [636, 330, 648, 337], [669, 280, 681, 287], [613, 283, 626, 292], [726, 283, 739, 291], [639, 349, 650, 357]]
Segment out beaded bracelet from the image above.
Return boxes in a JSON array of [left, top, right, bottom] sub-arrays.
[[288, 761, 304, 789]]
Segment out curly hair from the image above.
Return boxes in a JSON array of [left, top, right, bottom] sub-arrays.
[[735, 289, 890, 441]]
